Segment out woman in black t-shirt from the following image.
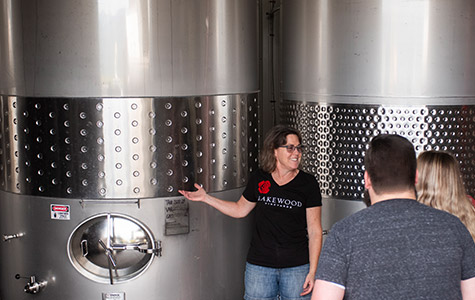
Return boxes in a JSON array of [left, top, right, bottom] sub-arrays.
[[179, 125, 322, 300]]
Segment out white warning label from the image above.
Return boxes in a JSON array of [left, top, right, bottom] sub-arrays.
[[102, 292, 125, 300], [50, 204, 70, 220]]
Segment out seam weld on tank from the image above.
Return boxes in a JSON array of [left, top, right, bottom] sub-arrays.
[[280, 0, 475, 229], [0, 0, 259, 299]]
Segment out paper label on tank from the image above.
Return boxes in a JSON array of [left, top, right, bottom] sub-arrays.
[[165, 198, 189, 235], [102, 292, 125, 300], [50, 204, 70, 220]]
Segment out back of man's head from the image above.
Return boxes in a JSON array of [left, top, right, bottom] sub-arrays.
[[365, 134, 416, 195]]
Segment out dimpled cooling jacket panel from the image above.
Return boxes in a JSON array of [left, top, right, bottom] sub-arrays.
[[281, 100, 475, 200], [0, 94, 259, 199]]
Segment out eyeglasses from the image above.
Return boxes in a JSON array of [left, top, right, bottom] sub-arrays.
[[278, 145, 305, 153]]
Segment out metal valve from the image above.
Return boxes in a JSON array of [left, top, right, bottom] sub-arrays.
[[3, 232, 25, 241], [15, 274, 48, 294]]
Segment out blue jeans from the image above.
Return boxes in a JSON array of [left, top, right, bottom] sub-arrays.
[[244, 262, 311, 300]]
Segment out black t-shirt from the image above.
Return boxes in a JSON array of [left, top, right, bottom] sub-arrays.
[[242, 169, 322, 268]]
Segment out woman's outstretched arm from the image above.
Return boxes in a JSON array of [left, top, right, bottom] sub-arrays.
[[178, 183, 256, 218]]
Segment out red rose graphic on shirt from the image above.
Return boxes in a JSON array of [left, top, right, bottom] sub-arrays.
[[258, 180, 271, 194]]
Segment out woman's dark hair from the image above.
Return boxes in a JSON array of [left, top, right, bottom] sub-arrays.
[[259, 125, 302, 173], [364, 134, 416, 194]]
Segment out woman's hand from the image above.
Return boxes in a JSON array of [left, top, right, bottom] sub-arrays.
[[178, 183, 207, 202], [300, 273, 316, 296]]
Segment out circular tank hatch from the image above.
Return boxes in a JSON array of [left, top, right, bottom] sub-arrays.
[[68, 213, 161, 284]]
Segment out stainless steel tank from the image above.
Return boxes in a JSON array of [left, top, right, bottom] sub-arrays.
[[280, 0, 475, 230], [0, 1, 258, 299]]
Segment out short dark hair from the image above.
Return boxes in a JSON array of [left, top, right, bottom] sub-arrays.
[[259, 125, 302, 173], [364, 134, 416, 194]]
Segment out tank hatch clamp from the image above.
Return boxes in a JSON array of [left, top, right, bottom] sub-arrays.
[[15, 274, 47, 294], [109, 240, 162, 256]]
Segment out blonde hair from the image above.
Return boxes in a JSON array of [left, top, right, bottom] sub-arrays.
[[416, 151, 475, 241]]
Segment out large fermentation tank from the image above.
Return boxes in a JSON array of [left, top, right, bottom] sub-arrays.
[[0, 1, 258, 299], [281, 0, 475, 230]]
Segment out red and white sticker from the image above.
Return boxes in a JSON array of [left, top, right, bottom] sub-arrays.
[[50, 204, 70, 220]]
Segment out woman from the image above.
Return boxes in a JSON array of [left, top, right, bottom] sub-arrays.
[[179, 125, 323, 300], [416, 150, 475, 241]]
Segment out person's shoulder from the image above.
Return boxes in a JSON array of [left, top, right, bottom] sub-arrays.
[[329, 205, 370, 232], [412, 199, 458, 219], [297, 170, 319, 183], [249, 168, 271, 180]]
